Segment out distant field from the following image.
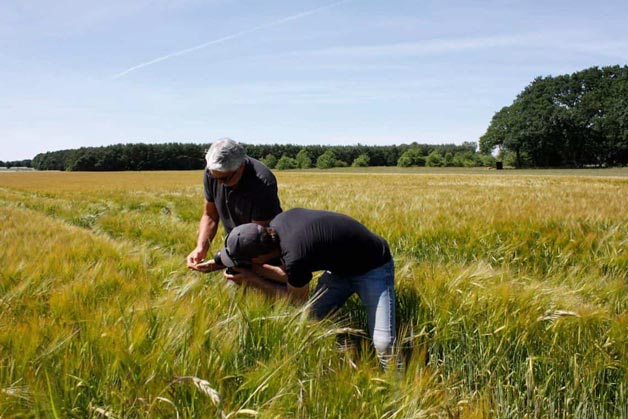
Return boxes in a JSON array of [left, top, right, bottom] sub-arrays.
[[297, 166, 628, 177], [1, 169, 627, 417]]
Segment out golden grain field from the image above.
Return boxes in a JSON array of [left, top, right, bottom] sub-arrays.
[[1, 169, 627, 418]]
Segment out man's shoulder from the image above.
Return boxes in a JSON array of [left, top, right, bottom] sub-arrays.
[[277, 208, 338, 221], [245, 157, 277, 185], [274, 207, 303, 218], [271, 208, 311, 227]]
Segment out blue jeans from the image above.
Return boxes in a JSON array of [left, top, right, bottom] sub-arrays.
[[310, 258, 396, 365]]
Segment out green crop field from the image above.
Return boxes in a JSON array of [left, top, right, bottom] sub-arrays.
[[1, 169, 627, 418]]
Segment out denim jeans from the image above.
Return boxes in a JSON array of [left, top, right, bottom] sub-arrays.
[[310, 258, 396, 366]]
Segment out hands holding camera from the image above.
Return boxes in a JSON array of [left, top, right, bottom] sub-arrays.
[[187, 248, 241, 274], [223, 266, 257, 286], [186, 245, 224, 273], [188, 249, 256, 287]]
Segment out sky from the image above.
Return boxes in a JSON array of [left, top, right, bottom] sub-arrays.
[[1, 0, 627, 161]]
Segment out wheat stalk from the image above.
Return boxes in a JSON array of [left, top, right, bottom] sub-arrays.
[[173, 376, 221, 406]]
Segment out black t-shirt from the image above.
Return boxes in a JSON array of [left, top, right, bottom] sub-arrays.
[[270, 208, 392, 287], [204, 157, 282, 233]]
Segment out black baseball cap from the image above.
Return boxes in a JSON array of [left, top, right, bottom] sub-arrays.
[[218, 223, 274, 267]]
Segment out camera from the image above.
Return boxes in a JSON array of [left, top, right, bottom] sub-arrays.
[[213, 251, 250, 275], [213, 252, 235, 274], [213, 250, 226, 267]]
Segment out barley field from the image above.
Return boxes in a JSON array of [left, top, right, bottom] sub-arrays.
[[1, 169, 627, 418]]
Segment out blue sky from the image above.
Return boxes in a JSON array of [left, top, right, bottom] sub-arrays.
[[2, 0, 627, 161]]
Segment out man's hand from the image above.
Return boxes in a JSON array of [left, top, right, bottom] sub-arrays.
[[193, 258, 225, 273], [223, 267, 256, 286], [188, 200, 219, 270], [187, 246, 208, 269]]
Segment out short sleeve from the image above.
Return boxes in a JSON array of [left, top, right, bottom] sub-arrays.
[[250, 182, 281, 221], [203, 172, 215, 202], [284, 260, 313, 288]]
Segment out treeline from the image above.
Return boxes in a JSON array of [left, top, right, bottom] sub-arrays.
[[480, 65, 628, 167], [246, 142, 495, 169], [0, 159, 32, 168], [32, 143, 204, 171], [31, 142, 496, 171]]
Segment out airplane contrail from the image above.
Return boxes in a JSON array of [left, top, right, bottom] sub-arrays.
[[111, 0, 351, 79]]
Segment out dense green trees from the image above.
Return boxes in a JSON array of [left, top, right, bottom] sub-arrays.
[[480, 65, 628, 167], [244, 142, 487, 169], [275, 154, 299, 170], [295, 149, 312, 169], [0, 159, 32, 168], [260, 154, 278, 169], [397, 148, 425, 167], [32, 143, 205, 171], [316, 150, 343, 169], [351, 154, 370, 167], [426, 151, 445, 167], [32, 142, 491, 171]]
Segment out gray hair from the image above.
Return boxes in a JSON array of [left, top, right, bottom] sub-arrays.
[[205, 138, 246, 171]]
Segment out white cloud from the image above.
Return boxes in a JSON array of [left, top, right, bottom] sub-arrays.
[[288, 32, 628, 60], [110, 0, 352, 79]]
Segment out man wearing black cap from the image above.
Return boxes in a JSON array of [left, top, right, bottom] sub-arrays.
[[217, 208, 396, 366]]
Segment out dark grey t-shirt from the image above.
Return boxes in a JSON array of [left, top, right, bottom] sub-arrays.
[[204, 157, 282, 233], [270, 208, 392, 287]]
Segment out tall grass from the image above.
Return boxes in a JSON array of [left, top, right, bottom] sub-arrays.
[[1, 170, 626, 417]]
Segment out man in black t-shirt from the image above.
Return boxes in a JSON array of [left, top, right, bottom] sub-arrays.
[[217, 208, 396, 366], [187, 138, 282, 273]]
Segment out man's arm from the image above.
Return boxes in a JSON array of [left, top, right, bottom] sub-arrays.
[[187, 200, 220, 271], [251, 263, 288, 283], [225, 266, 309, 303]]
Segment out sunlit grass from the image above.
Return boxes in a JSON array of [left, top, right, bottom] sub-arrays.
[[1, 169, 627, 417]]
